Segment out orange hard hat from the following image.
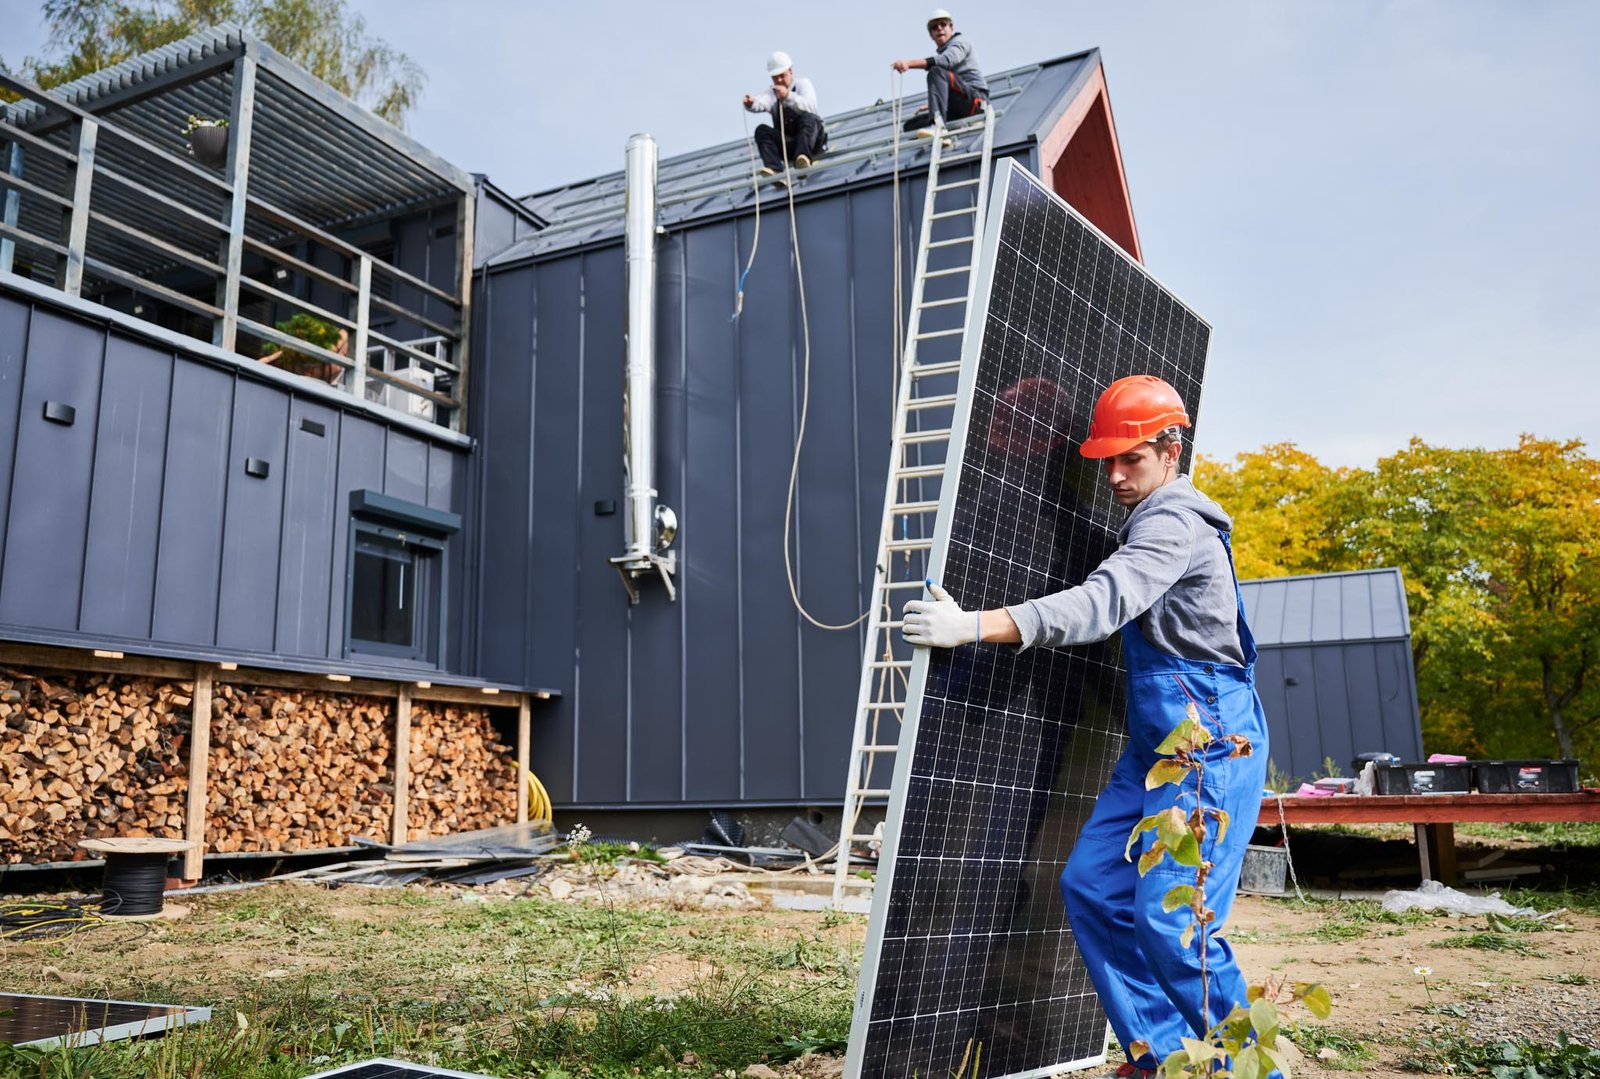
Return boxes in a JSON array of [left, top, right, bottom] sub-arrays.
[[1078, 375, 1191, 459]]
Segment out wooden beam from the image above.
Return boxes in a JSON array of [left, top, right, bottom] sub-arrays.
[[1415, 822, 1457, 884], [183, 666, 214, 880], [212, 53, 257, 352], [516, 697, 531, 825], [18, 44, 244, 139], [392, 686, 412, 845], [351, 254, 372, 400], [1266, 793, 1600, 826], [452, 191, 475, 433]]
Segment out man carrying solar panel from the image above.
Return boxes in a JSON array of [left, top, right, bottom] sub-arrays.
[[902, 375, 1273, 1078]]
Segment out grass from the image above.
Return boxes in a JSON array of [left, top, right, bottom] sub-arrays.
[[0, 886, 861, 1078], [1274, 897, 1434, 943], [1285, 1024, 1375, 1072], [1399, 1031, 1600, 1078], [1430, 931, 1545, 955]]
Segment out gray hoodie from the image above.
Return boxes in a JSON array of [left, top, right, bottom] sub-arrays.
[[1004, 475, 1247, 666]]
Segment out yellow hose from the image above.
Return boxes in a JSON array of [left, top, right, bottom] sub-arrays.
[[523, 765, 553, 825]]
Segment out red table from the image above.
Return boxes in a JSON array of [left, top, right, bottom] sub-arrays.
[[1260, 792, 1600, 884]]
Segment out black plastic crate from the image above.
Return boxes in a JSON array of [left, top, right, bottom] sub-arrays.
[[1374, 761, 1472, 795], [1473, 759, 1580, 794]]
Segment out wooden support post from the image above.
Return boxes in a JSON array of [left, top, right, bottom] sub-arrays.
[[182, 666, 214, 881], [1415, 821, 1457, 884], [392, 685, 412, 845], [59, 118, 96, 295], [516, 696, 531, 825], [212, 52, 257, 352]]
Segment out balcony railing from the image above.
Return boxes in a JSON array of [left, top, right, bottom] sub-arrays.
[[0, 57, 473, 431]]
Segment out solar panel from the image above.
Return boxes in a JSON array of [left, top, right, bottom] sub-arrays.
[[303, 1060, 500, 1078], [0, 992, 210, 1048], [846, 160, 1211, 1079]]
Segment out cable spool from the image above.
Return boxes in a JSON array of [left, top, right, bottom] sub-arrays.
[[78, 837, 192, 918]]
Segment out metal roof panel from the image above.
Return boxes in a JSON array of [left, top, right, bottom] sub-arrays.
[[1239, 568, 1411, 646]]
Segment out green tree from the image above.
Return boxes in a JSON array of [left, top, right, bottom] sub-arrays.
[[7, 0, 423, 125]]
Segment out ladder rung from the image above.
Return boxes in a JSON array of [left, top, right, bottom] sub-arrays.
[[892, 500, 940, 515], [933, 178, 980, 192], [872, 618, 907, 630], [923, 265, 972, 279], [910, 360, 962, 378], [861, 744, 899, 753], [916, 296, 966, 310], [850, 788, 893, 799], [927, 237, 973, 250], [894, 463, 945, 480], [913, 328, 964, 341], [847, 834, 882, 844], [884, 538, 932, 552], [902, 427, 952, 443], [930, 206, 977, 220], [941, 150, 985, 164], [868, 653, 915, 661], [907, 393, 957, 410]]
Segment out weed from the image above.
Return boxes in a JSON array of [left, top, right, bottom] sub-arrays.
[[1548, 972, 1592, 986], [1431, 932, 1544, 956], [1409, 1032, 1600, 1078], [1285, 1024, 1374, 1072]]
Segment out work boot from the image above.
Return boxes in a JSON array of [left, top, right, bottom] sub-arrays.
[[759, 166, 777, 177], [794, 153, 812, 169]]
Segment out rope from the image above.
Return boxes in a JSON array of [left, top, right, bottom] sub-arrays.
[[731, 108, 763, 321], [776, 103, 872, 631]]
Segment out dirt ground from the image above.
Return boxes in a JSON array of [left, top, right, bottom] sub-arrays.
[[4, 825, 1599, 1077]]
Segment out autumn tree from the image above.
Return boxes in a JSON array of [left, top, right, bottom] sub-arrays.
[[1192, 443, 1360, 580], [5, 0, 423, 125]]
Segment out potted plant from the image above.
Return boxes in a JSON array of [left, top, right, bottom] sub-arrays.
[[183, 114, 230, 168], [259, 313, 346, 381]]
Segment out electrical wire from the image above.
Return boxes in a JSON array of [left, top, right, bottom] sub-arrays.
[[731, 109, 763, 322], [0, 897, 108, 942]]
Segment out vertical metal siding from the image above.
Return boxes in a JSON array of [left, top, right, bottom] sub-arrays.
[[0, 290, 471, 674], [78, 336, 171, 638], [216, 380, 290, 651], [275, 398, 339, 654], [152, 361, 234, 643], [0, 297, 28, 579], [0, 309, 104, 630]]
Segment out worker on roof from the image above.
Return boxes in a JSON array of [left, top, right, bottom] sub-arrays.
[[892, 8, 990, 138], [902, 376, 1275, 1079], [743, 51, 827, 178]]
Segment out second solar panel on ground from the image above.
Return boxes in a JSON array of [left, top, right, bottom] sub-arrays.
[[846, 160, 1211, 1079]]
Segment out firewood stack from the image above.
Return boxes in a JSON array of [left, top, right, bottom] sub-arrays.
[[1, 661, 523, 864], [0, 670, 190, 863], [206, 685, 395, 852], [406, 703, 519, 839]]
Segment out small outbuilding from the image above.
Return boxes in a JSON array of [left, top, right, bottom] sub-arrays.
[[1239, 567, 1424, 783]]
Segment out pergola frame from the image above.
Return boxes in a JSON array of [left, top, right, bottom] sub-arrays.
[[0, 26, 476, 431]]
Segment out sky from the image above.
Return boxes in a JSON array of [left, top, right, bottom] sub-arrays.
[[3, 1, 1597, 468]]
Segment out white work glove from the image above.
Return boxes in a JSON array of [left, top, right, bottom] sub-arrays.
[[902, 580, 980, 648]]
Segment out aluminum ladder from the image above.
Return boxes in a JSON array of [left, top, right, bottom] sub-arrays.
[[831, 109, 998, 908]]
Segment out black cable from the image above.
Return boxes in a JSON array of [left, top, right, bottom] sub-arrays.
[[100, 851, 168, 916]]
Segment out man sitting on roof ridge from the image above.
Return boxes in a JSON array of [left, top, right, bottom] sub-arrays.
[[892, 8, 989, 139], [743, 51, 827, 180]]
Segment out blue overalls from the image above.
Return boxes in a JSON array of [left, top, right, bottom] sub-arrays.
[[1060, 530, 1270, 1072]]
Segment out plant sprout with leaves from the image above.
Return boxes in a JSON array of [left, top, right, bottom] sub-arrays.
[[1125, 701, 1332, 1077]]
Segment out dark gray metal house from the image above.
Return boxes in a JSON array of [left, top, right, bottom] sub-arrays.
[[2, 29, 1154, 816], [1239, 568, 1424, 782], [476, 50, 1148, 809]]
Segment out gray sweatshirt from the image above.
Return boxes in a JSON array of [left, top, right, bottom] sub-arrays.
[[1004, 476, 1247, 666], [928, 33, 989, 98]]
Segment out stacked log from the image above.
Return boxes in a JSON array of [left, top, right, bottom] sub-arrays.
[[407, 703, 519, 839], [206, 685, 394, 852], [0, 670, 189, 863]]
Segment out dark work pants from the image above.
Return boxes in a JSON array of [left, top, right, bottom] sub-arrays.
[[754, 106, 827, 170], [906, 69, 984, 130]]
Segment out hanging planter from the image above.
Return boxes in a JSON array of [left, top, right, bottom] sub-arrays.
[[183, 114, 230, 168]]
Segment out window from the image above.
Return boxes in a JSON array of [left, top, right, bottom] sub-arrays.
[[345, 490, 460, 667]]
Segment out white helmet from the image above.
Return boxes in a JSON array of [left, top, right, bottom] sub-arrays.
[[766, 50, 793, 77], [927, 8, 954, 26]]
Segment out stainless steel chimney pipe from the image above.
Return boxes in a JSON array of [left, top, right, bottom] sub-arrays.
[[611, 133, 677, 602]]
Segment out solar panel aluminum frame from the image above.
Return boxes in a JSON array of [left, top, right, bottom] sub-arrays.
[[1, 992, 211, 1048], [845, 158, 1211, 1079], [302, 1059, 499, 1078]]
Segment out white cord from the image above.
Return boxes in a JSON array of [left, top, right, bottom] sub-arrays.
[[731, 108, 763, 321]]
